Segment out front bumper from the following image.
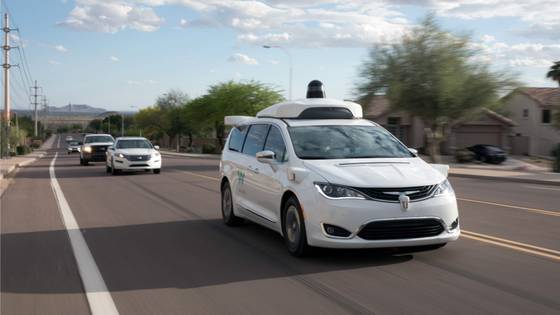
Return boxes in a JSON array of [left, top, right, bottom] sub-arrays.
[[113, 157, 161, 171], [82, 152, 107, 162], [301, 190, 460, 249]]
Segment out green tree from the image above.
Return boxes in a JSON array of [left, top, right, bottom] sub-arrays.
[[546, 61, 560, 86], [135, 106, 166, 140], [187, 81, 284, 146], [356, 16, 517, 162]]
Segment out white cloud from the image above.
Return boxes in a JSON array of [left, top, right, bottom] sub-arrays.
[[110, 56, 119, 62], [179, 18, 188, 28], [55, 45, 68, 52], [59, 0, 162, 33], [132, 0, 411, 47], [421, 0, 560, 40], [509, 58, 553, 68], [228, 53, 259, 65], [48, 60, 61, 65]]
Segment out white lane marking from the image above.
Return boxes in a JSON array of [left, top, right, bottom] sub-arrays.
[[49, 153, 119, 315], [57, 135, 61, 149], [524, 185, 560, 192]]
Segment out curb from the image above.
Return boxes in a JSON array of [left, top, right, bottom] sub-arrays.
[[449, 173, 560, 187], [160, 151, 221, 160], [0, 153, 45, 180]]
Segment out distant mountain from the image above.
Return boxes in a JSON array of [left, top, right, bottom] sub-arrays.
[[47, 104, 107, 114]]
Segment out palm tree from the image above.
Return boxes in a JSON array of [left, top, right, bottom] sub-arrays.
[[546, 61, 560, 86]]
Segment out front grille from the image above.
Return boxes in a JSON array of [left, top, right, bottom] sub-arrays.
[[91, 145, 108, 153], [354, 185, 437, 202], [357, 218, 444, 240], [126, 155, 151, 162]]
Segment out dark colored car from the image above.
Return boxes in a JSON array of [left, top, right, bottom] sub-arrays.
[[467, 144, 507, 164]]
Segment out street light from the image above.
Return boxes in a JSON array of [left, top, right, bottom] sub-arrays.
[[263, 45, 293, 100]]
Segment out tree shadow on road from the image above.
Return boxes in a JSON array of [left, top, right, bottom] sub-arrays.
[[1, 219, 414, 294]]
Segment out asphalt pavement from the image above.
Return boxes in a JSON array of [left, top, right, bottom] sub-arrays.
[[1, 134, 559, 315]]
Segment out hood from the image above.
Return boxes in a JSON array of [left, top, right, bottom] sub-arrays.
[[117, 148, 154, 155], [303, 158, 446, 188]]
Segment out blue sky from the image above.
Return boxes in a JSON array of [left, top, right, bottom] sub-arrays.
[[5, 0, 560, 111]]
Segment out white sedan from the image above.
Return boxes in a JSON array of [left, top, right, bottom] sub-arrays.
[[106, 137, 162, 175]]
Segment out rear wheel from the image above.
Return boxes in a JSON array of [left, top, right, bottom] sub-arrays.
[[282, 197, 309, 257], [221, 182, 242, 226]]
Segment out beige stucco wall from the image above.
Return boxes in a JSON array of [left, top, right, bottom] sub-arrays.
[[507, 93, 560, 156]]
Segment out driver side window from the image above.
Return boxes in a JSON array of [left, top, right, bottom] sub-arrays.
[[264, 126, 287, 162]]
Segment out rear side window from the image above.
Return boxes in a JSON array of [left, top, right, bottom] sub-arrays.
[[228, 125, 249, 152], [242, 124, 270, 156], [264, 126, 287, 162]]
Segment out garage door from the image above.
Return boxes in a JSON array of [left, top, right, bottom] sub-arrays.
[[454, 125, 502, 149]]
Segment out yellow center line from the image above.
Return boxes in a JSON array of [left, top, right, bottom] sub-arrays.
[[461, 231, 560, 262], [178, 170, 220, 182], [462, 230, 560, 256], [457, 197, 560, 217], [172, 170, 560, 261]]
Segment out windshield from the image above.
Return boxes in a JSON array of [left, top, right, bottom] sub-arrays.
[[68, 141, 80, 146], [116, 139, 153, 149], [288, 125, 413, 159], [84, 136, 114, 144]]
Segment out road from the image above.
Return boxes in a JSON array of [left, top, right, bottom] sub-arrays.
[[1, 134, 559, 315]]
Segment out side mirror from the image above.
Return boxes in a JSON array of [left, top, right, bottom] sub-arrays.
[[154, 145, 160, 150], [408, 148, 418, 155], [256, 150, 275, 164]]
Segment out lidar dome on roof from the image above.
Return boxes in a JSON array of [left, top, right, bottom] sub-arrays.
[[256, 98, 363, 119]]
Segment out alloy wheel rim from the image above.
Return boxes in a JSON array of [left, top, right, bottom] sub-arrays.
[[285, 205, 300, 244]]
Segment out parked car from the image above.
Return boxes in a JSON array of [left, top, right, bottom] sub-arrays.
[[80, 134, 115, 165], [467, 144, 507, 164], [106, 137, 161, 175], [219, 81, 460, 257], [67, 140, 82, 154]]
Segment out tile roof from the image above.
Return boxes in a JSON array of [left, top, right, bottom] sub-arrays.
[[517, 87, 560, 107]]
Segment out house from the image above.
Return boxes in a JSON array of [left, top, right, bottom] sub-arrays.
[[504, 88, 560, 156], [363, 96, 516, 154]]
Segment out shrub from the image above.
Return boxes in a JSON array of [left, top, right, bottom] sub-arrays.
[[201, 143, 217, 154], [455, 148, 475, 163], [16, 145, 31, 155]]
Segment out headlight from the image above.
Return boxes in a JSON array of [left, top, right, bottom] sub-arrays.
[[117, 153, 125, 158], [315, 183, 366, 200], [434, 179, 454, 196], [152, 151, 160, 157], [83, 146, 92, 153]]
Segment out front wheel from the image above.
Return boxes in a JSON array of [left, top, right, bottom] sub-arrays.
[[153, 169, 161, 174], [282, 197, 309, 257], [111, 161, 119, 176], [221, 182, 243, 226]]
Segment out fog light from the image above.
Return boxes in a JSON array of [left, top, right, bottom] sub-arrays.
[[323, 224, 351, 237], [450, 217, 459, 230]]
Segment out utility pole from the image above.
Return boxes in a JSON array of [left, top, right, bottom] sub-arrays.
[[31, 80, 41, 137], [2, 13, 12, 158], [42, 96, 48, 131], [121, 113, 124, 137]]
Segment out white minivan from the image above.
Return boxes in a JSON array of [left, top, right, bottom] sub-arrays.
[[220, 84, 459, 256]]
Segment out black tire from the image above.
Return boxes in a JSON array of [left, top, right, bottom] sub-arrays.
[[153, 169, 161, 174], [282, 196, 309, 257], [80, 157, 84, 166], [106, 164, 111, 173], [221, 181, 243, 226], [111, 161, 119, 176]]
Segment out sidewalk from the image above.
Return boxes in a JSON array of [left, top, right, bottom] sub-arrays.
[[449, 167, 560, 186], [0, 136, 53, 196], [161, 150, 560, 186], [160, 149, 221, 160]]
